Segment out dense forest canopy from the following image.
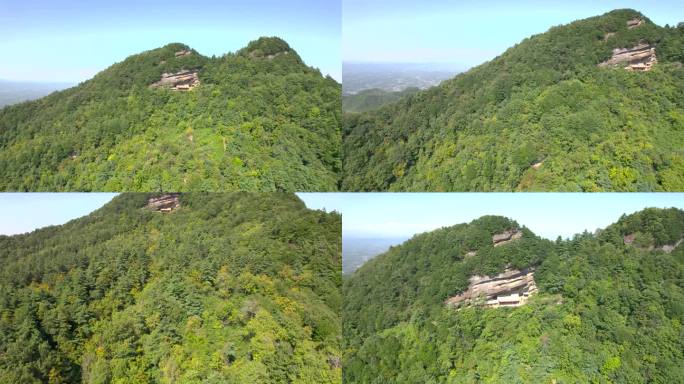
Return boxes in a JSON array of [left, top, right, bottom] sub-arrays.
[[0, 37, 341, 192], [0, 193, 342, 383], [343, 208, 684, 383], [342, 9, 684, 191], [342, 88, 420, 113]]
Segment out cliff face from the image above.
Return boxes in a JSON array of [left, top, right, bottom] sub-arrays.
[[492, 229, 523, 246], [145, 193, 180, 212], [599, 43, 657, 71], [174, 49, 192, 57], [150, 69, 200, 91], [626, 18, 644, 29], [445, 267, 538, 308]]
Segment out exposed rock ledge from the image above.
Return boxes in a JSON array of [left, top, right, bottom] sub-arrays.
[[150, 69, 200, 91], [146, 194, 180, 213], [249, 50, 290, 60], [492, 229, 522, 247], [175, 49, 192, 57], [627, 18, 643, 29], [599, 43, 657, 71], [445, 267, 537, 308], [623, 233, 683, 253]]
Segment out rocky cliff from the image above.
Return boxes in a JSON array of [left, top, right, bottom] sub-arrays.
[[145, 193, 180, 212], [150, 69, 200, 91], [599, 43, 657, 71], [445, 267, 538, 308], [492, 229, 523, 246]]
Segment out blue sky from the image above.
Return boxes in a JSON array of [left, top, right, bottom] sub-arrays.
[[0, 0, 340, 82], [0, 193, 118, 235], [299, 193, 684, 240], [344, 0, 684, 67]]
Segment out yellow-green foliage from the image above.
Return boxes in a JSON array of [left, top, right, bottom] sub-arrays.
[[0, 193, 341, 383], [343, 208, 684, 383], [0, 38, 341, 191], [342, 10, 684, 191]]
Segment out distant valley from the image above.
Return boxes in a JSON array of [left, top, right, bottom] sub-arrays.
[[342, 236, 408, 274], [342, 62, 461, 95], [0, 80, 74, 107]]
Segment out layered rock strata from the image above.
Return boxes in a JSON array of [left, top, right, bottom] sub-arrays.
[[146, 194, 181, 213], [445, 267, 538, 308], [150, 70, 200, 91], [599, 44, 657, 71]]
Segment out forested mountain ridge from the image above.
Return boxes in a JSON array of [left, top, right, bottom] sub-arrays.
[[343, 208, 684, 383], [342, 9, 684, 191], [0, 37, 341, 191], [342, 87, 420, 113], [0, 193, 342, 383]]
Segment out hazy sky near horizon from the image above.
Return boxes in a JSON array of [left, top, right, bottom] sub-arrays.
[[0, 0, 340, 82], [344, 0, 684, 67], [0, 193, 118, 235], [299, 193, 684, 241]]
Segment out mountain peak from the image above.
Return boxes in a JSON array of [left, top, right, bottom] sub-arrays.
[[238, 36, 301, 61]]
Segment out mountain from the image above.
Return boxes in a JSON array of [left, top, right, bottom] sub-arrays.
[[0, 193, 342, 383], [343, 88, 420, 113], [343, 208, 684, 383], [0, 80, 74, 108], [342, 10, 684, 191], [0, 37, 341, 191]]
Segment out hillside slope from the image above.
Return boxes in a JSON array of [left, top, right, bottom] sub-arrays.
[[343, 88, 420, 113], [0, 193, 341, 383], [0, 37, 341, 191], [343, 208, 684, 383], [342, 10, 684, 191]]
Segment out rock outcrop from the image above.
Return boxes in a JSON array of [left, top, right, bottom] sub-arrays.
[[249, 50, 290, 60], [492, 229, 522, 246], [328, 355, 341, 369], [599, 44, 657, 71], [146, 194, 180, 213], [627, 18, 643, 29], [267, 51, 288, 60], [445, 267, 537, 308], [175, 49, 192, 57], [623, 232, 683, 252], [623, 233, 636, 245], [661, 238, 683, 253], [150, 69, 200, 91]]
